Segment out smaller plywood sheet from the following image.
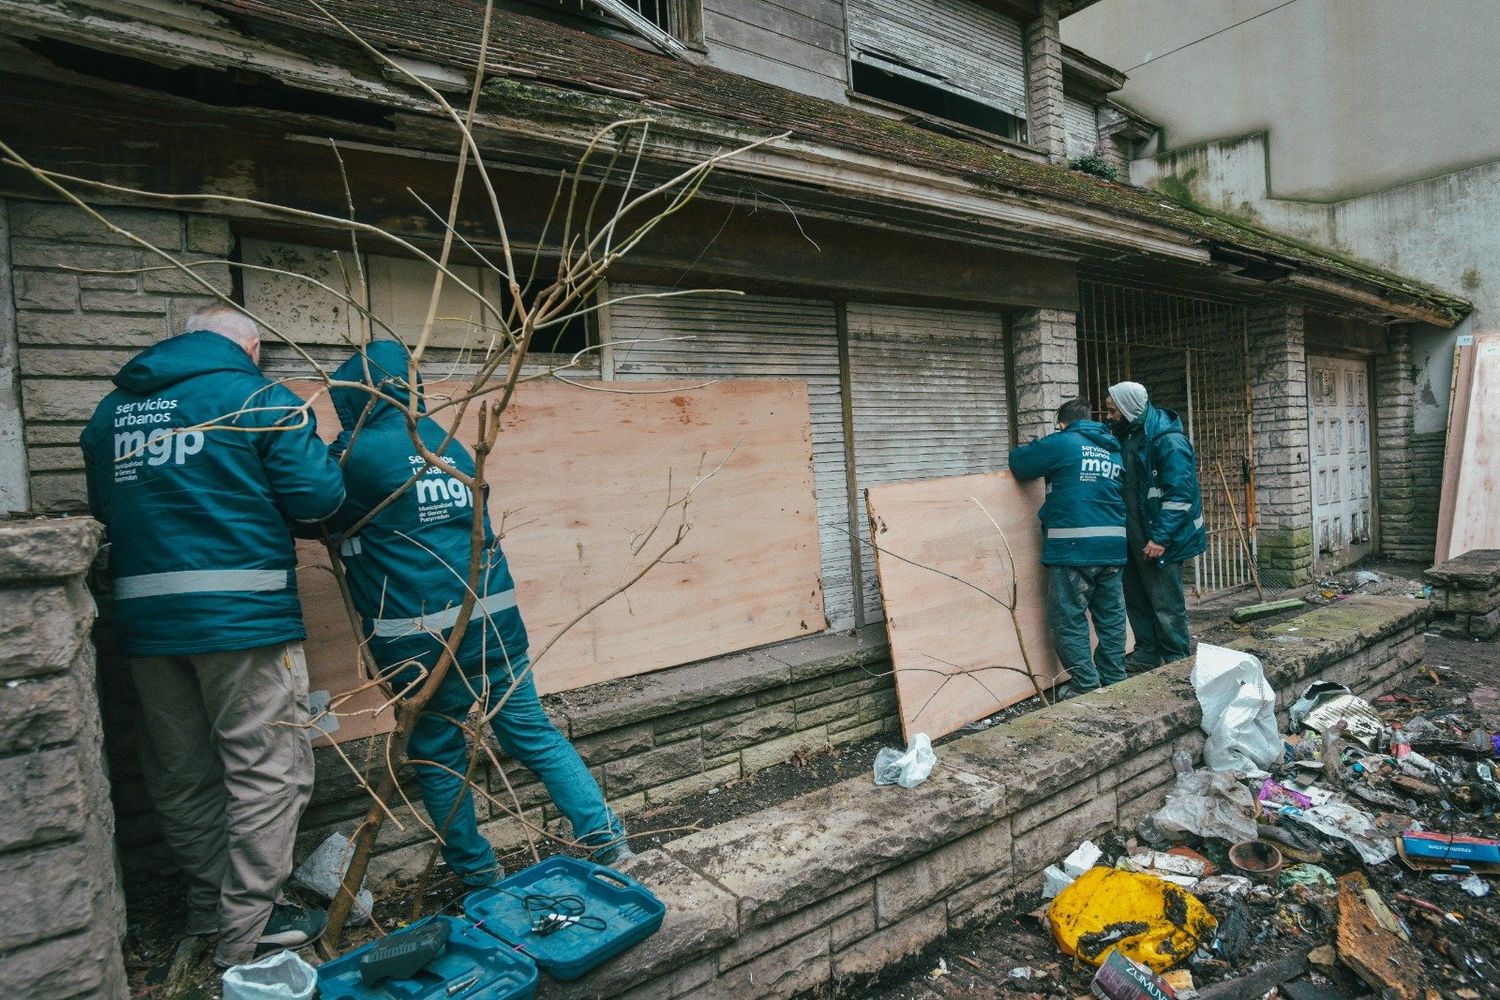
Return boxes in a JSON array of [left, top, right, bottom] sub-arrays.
[[294, 378, 826, 745], [866, 470, 1067, 741], [1438, 334, 1500, 563]]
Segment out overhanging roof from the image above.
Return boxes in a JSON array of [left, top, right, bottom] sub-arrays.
[[3, 0, 1470, 325]]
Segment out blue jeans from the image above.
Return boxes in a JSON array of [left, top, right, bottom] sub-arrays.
[[403, 653, 623, 881], [1046, 565, 1128, 690]]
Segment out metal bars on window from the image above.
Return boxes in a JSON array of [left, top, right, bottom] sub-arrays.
[[1076, 279, 1256, 597]]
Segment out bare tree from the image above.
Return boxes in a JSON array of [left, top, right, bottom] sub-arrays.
[[3, 0, 787, 955]]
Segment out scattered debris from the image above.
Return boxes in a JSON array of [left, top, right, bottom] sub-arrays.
[[1230, 597, 1306, 623], [1090, 947, 1180, 1000], [1049, 867, 1216, 971], [872, 732, 936, 788], [291, 833, 374, 927], [1143, 756, 1259, 844], [1337, 871, 1424, 999]]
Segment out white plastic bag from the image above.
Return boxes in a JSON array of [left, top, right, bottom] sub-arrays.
[[222, 950, 317, 1000], [873, 733, 937, 788], [1192, 644, 1281, 773]]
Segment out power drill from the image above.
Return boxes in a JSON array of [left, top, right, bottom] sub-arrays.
[[358, 919, 452, 986]]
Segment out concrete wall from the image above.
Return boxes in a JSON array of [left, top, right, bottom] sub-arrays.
[[0, 518, 126, 999], [1062, 0, 1500, 202]]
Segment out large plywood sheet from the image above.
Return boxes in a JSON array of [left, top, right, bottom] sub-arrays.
[[866, 471, 1067, 742], [1438, 334, 1500, 563], [295, 378, 825, 744]]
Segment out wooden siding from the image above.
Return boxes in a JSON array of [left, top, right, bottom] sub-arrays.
[[701, 0, 849, 103], [845, 303, 1010, 622], [605, 285, 860, 628], [846, 0, 1028, 119]]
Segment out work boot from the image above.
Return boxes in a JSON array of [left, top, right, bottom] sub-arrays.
[[459, 863, 505, 889], [1124, 655, 1160, 676], [1053, 683, 1096, 702], [592, 837, 636, 866]]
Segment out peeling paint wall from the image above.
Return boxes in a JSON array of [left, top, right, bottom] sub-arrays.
[[1130, 133, 1493, 435]]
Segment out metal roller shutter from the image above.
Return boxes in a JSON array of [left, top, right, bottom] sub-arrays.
[[606, 286, 859, 629], [846, 303, 1010, 622], [847, 0, 1029, 119], [1064, 95, 1100, 158]]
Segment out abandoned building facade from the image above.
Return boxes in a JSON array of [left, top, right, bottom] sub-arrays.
[[0, 0, 1474, 995]]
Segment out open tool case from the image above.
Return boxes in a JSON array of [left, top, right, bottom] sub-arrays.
[[317, 857, 665, 999]]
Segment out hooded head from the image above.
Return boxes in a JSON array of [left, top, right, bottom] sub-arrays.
[[330, 340, 424, 432], [1107, 381, 1149, 425]]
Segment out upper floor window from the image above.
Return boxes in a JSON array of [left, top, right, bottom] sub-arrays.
[[522, 0, 702, 46], [846, 0, 1029, 143]]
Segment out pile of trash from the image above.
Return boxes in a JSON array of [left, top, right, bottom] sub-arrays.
[[1035, 644, 1498, 999], [1305, 567, 1432, 606]]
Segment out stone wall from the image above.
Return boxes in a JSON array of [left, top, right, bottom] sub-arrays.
[[0, 517, 126, 999], [550, 595, 1427, 1000], [1024, 0, 1068, 164], [1248, 301, 1314, 586], [1011, 307, 1079, 443], [4, 198, 232, 512], [108, 627, 899, 883], [1374, 327, 1426, 561]]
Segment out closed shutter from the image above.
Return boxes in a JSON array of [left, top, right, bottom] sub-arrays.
[[1064, 95, 1099, 158], [607, 286, 859, 629], [846, 303, 1010, 621], [847, 0, 1028, 119]]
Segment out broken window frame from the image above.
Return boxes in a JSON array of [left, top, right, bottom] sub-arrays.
[[519, 0, 702, 53]]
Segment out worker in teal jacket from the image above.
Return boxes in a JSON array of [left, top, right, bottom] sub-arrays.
[[1008, 397, 1128, 693], [325, 341, 628, 887], [81, 305, 344, 966], [1106, 381, 1208, 672]]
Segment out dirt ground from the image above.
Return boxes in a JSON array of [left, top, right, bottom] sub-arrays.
[[836, 628, 1500, 1000]]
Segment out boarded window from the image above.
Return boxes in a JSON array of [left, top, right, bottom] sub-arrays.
[[847, 0, 1028, 124], [605, 287, 859, 628]]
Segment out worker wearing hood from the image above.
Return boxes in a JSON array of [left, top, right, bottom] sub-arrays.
[[80, 305, 344, 966], [326, 340, 628, 885], [1009, 397, 1128, 693], [1106, 381, 1208, 672]]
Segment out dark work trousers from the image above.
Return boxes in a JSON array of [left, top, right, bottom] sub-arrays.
[[1046, 564, 1128, 690], [1122, 549, 1192, 670]]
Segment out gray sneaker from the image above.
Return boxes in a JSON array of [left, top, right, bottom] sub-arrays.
[[592, 840, 636, 866], [257, 903, 327, 949]]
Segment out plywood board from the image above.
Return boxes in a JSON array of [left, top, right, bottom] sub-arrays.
[[1436, 334, 1500, 563], [866, 470, 1068, 742], [294, 378, 826, 744]]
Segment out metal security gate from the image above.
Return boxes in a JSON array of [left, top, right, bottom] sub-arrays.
[[1077, 280, 1256, 597]]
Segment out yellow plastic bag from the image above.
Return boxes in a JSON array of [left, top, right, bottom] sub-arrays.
[[1047, 867, 1217, 971]]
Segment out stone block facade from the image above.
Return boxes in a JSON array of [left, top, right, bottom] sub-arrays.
[[1248, 301, 1314, 586], [1374, 326, 1426, 560], [526, 596, 1427, 999], [4, 199, 232, 512], [1425, 549, 1500, 639], [1024, 0, 1068, 164], [0, 518, 126, 999], [108, 627, 900, 883], [1010, 307, 1079, 443]]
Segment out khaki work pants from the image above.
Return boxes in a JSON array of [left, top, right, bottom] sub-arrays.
[[130, 641, 315, 966]]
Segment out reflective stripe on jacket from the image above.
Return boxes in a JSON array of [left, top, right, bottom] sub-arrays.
[[325, 342, 528, 674], [80, 331, 345, 656], [1007, 420, 1127, 567], [1119, 403, 1209, 564]]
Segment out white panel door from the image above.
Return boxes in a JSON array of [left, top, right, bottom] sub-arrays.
[[1307, 355, 1373, 568]]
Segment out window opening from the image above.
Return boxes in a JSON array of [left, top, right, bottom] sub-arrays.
[[852, 61, 1024, 141]]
